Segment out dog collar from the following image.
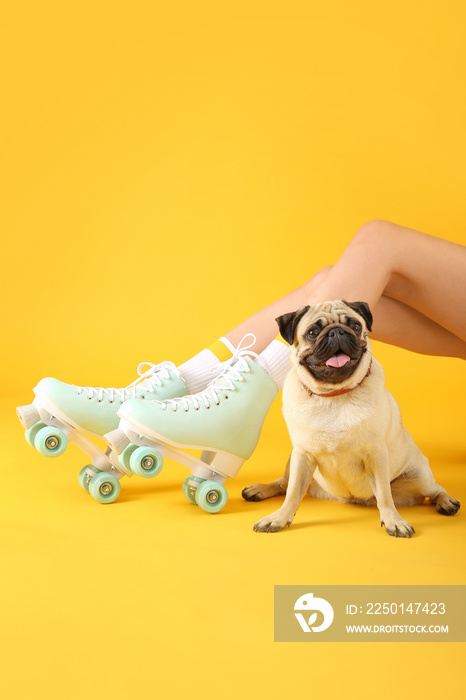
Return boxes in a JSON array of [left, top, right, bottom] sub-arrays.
[[300, 360, 372, 398]]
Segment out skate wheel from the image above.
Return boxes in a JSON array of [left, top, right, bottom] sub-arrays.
[[130, 446, 163, 478], [25, 421, 47, 448], [195, 480, 228, 514], [78, 465, 101, 493], [89, 472, 121, 504], [34, 426, 68, 457], [182, 476, 204, 504], [118, 443, 138, 472]]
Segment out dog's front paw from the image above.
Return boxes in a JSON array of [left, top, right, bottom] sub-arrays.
[[253, 510, 293, 533], [435, 494, 461, 516], [381, 516, 415, 538]]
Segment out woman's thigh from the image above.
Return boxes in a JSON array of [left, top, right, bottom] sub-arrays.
[[364, 221, 466, 341]]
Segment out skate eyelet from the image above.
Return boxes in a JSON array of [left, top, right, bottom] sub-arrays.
[[206, 405, 211, 410], [110, 400, 114, 404], [224, 395, 229, 400]]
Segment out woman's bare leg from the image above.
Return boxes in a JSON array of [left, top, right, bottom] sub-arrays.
[[308, 220, 466, 340], [224, 220, 466, 360], [368, 295, 466, 359], [224, 266, 330, 349]]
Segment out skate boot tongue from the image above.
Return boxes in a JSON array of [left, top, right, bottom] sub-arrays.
[[209, 363, 242, 390], [325, 353, 351, 368], [130, 361, 180, 391], [207, 333, 261, 390]]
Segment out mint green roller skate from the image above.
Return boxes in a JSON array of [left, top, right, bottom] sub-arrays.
[[16, 362, 188, 504], [106, 349, 278, 514]]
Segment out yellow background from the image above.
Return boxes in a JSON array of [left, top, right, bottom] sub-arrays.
[[1, 1, 465, 698]]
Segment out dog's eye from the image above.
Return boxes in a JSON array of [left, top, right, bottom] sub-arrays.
[[347, 318, 362, 333], [307, 328, 319, 339]]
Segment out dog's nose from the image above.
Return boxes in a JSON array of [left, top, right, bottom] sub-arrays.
[[328, 328, 346, 338]]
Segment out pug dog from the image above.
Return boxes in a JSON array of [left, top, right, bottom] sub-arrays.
[[242, 300, 460, 537]]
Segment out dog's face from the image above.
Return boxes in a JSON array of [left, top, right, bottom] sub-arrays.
[[277, 300, 373, 390]]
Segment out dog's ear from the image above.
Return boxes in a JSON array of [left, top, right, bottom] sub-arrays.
[[343, 301, 373, 332], [276, 305, 310, 345]]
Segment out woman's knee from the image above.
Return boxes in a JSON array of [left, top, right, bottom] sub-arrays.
[[353, 219, 394, 246], [348, 220, 402, 266]]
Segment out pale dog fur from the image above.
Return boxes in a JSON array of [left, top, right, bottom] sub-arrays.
[[243, 300, 460, 536]]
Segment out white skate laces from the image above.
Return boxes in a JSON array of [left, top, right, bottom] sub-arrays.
[[74, 361, 181, 404], [157, 334, 266, 413]]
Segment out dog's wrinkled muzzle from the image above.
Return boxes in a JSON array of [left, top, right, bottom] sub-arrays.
[[301, 325, 365, 383], [312, 326, 361, 365]]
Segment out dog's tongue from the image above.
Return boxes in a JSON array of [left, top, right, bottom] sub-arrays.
[[325, 353, 351, 368]]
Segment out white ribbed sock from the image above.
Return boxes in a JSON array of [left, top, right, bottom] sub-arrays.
[[178, 338, 234, 394], [258, 338, 291, 390]]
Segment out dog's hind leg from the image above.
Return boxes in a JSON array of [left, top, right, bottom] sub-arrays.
[[307, 474, 339, 501], [395, 458, 461, 515], [242, 455, 290, 502], [390, 470, 427, 507]]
